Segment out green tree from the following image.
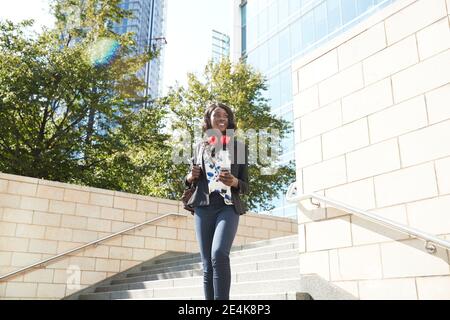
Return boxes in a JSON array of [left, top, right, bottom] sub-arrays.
[[160, 59, 296, 211], [0, 1, 295, 211], [0, 0, 170, 192]]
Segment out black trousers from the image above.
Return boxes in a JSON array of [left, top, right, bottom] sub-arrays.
[[194, 192, 240, 300]]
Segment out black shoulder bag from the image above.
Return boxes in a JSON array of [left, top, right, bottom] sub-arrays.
[[181, 144, 204, 214]]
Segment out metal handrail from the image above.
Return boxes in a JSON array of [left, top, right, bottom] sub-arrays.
[[286, 182, 450, 254], [0, 212, 186, 282]]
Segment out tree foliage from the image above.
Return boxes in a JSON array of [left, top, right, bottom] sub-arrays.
[[0, 0, 169, 193], [0, 1, 295, 212]]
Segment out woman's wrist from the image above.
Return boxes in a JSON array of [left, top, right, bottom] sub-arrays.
[[232, 177, 239, 189]]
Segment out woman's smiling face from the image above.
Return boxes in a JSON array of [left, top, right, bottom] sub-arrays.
[[210, 107, 229, 133]]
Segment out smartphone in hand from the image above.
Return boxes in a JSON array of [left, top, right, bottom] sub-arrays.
[[220, 166, 230, 174]]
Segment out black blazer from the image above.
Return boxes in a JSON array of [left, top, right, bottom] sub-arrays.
[[184, 139, 249, 215]]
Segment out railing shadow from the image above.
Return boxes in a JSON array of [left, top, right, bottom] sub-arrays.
[[62, 251, 191, 300], [298, 273, 359, 300]]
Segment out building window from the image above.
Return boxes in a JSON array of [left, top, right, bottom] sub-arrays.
[[341, 0, 357, 25], [327, 0, 341, 34], [290, 18, 302, 57], [241, 2, 247, 55], [259, 41, 269, 72], [301, 10, 315, 49], [314, 1, 328, 41], [259, 7, 269, 37], [357, 0, 375, 14], [247, 50, 258, 69], [289, 0, 301, 15], [268, 1, 278, 30], [280, 109, 294, 154], [268, 35, 279, 70], [278, 0, 289, 23], [279, 27, 291, 64], [279, 67, 292, 107], [247, 16, 257, 47], [268, 74, 281, 111]]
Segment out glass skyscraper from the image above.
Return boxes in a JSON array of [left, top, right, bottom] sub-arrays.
[[212, 30, 231, 62], [234, 0, 397, 218], [113, 0, 167, 99]]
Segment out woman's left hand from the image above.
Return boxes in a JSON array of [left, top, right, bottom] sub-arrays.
[[218, 171, 239, 188]]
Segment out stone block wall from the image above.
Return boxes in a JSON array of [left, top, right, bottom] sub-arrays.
[[0, 173, 297, 299], [292, 0, 450, 299]]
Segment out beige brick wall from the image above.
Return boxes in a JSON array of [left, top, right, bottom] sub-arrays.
[[292, 0, 450, 300], [0, 173, 297, 299]]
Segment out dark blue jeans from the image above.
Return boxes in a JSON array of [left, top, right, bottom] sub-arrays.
[[194, 193, 240, 300]]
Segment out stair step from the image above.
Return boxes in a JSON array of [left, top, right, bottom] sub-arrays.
[[111, 249, 298, 286], [75, 235, 305, 300], [132, 243, 298, 276], [142, 241, 298, 270], [116, 291, 312, 300], [98, 266, 301, 293], [147, 235, 298, 266], [230, 234, 298, 250], [111, 270, 202, 285], [125, 256, 299, 279], [141, 247, 298, 271], [80, 277, 306, 300]]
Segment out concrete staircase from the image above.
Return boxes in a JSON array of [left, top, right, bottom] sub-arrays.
[[73, 234, 317, 300]]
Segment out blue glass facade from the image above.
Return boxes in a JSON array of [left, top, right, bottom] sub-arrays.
[[240, 0, 396, 218], [212, 30, 231, 62], [113, 0, 166, 98]]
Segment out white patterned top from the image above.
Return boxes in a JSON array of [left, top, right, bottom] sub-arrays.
[[202, 142, 233, 205]]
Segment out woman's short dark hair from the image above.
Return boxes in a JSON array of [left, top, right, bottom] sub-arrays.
[[202, 102, 237, 133]]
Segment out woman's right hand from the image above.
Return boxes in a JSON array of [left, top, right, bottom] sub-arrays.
[[187, 165, 201, 184]]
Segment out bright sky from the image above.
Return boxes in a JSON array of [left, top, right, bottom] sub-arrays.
[[162, 0, 231, 94], [0, 0, 55, 30], [0, 0, 231, 95]]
